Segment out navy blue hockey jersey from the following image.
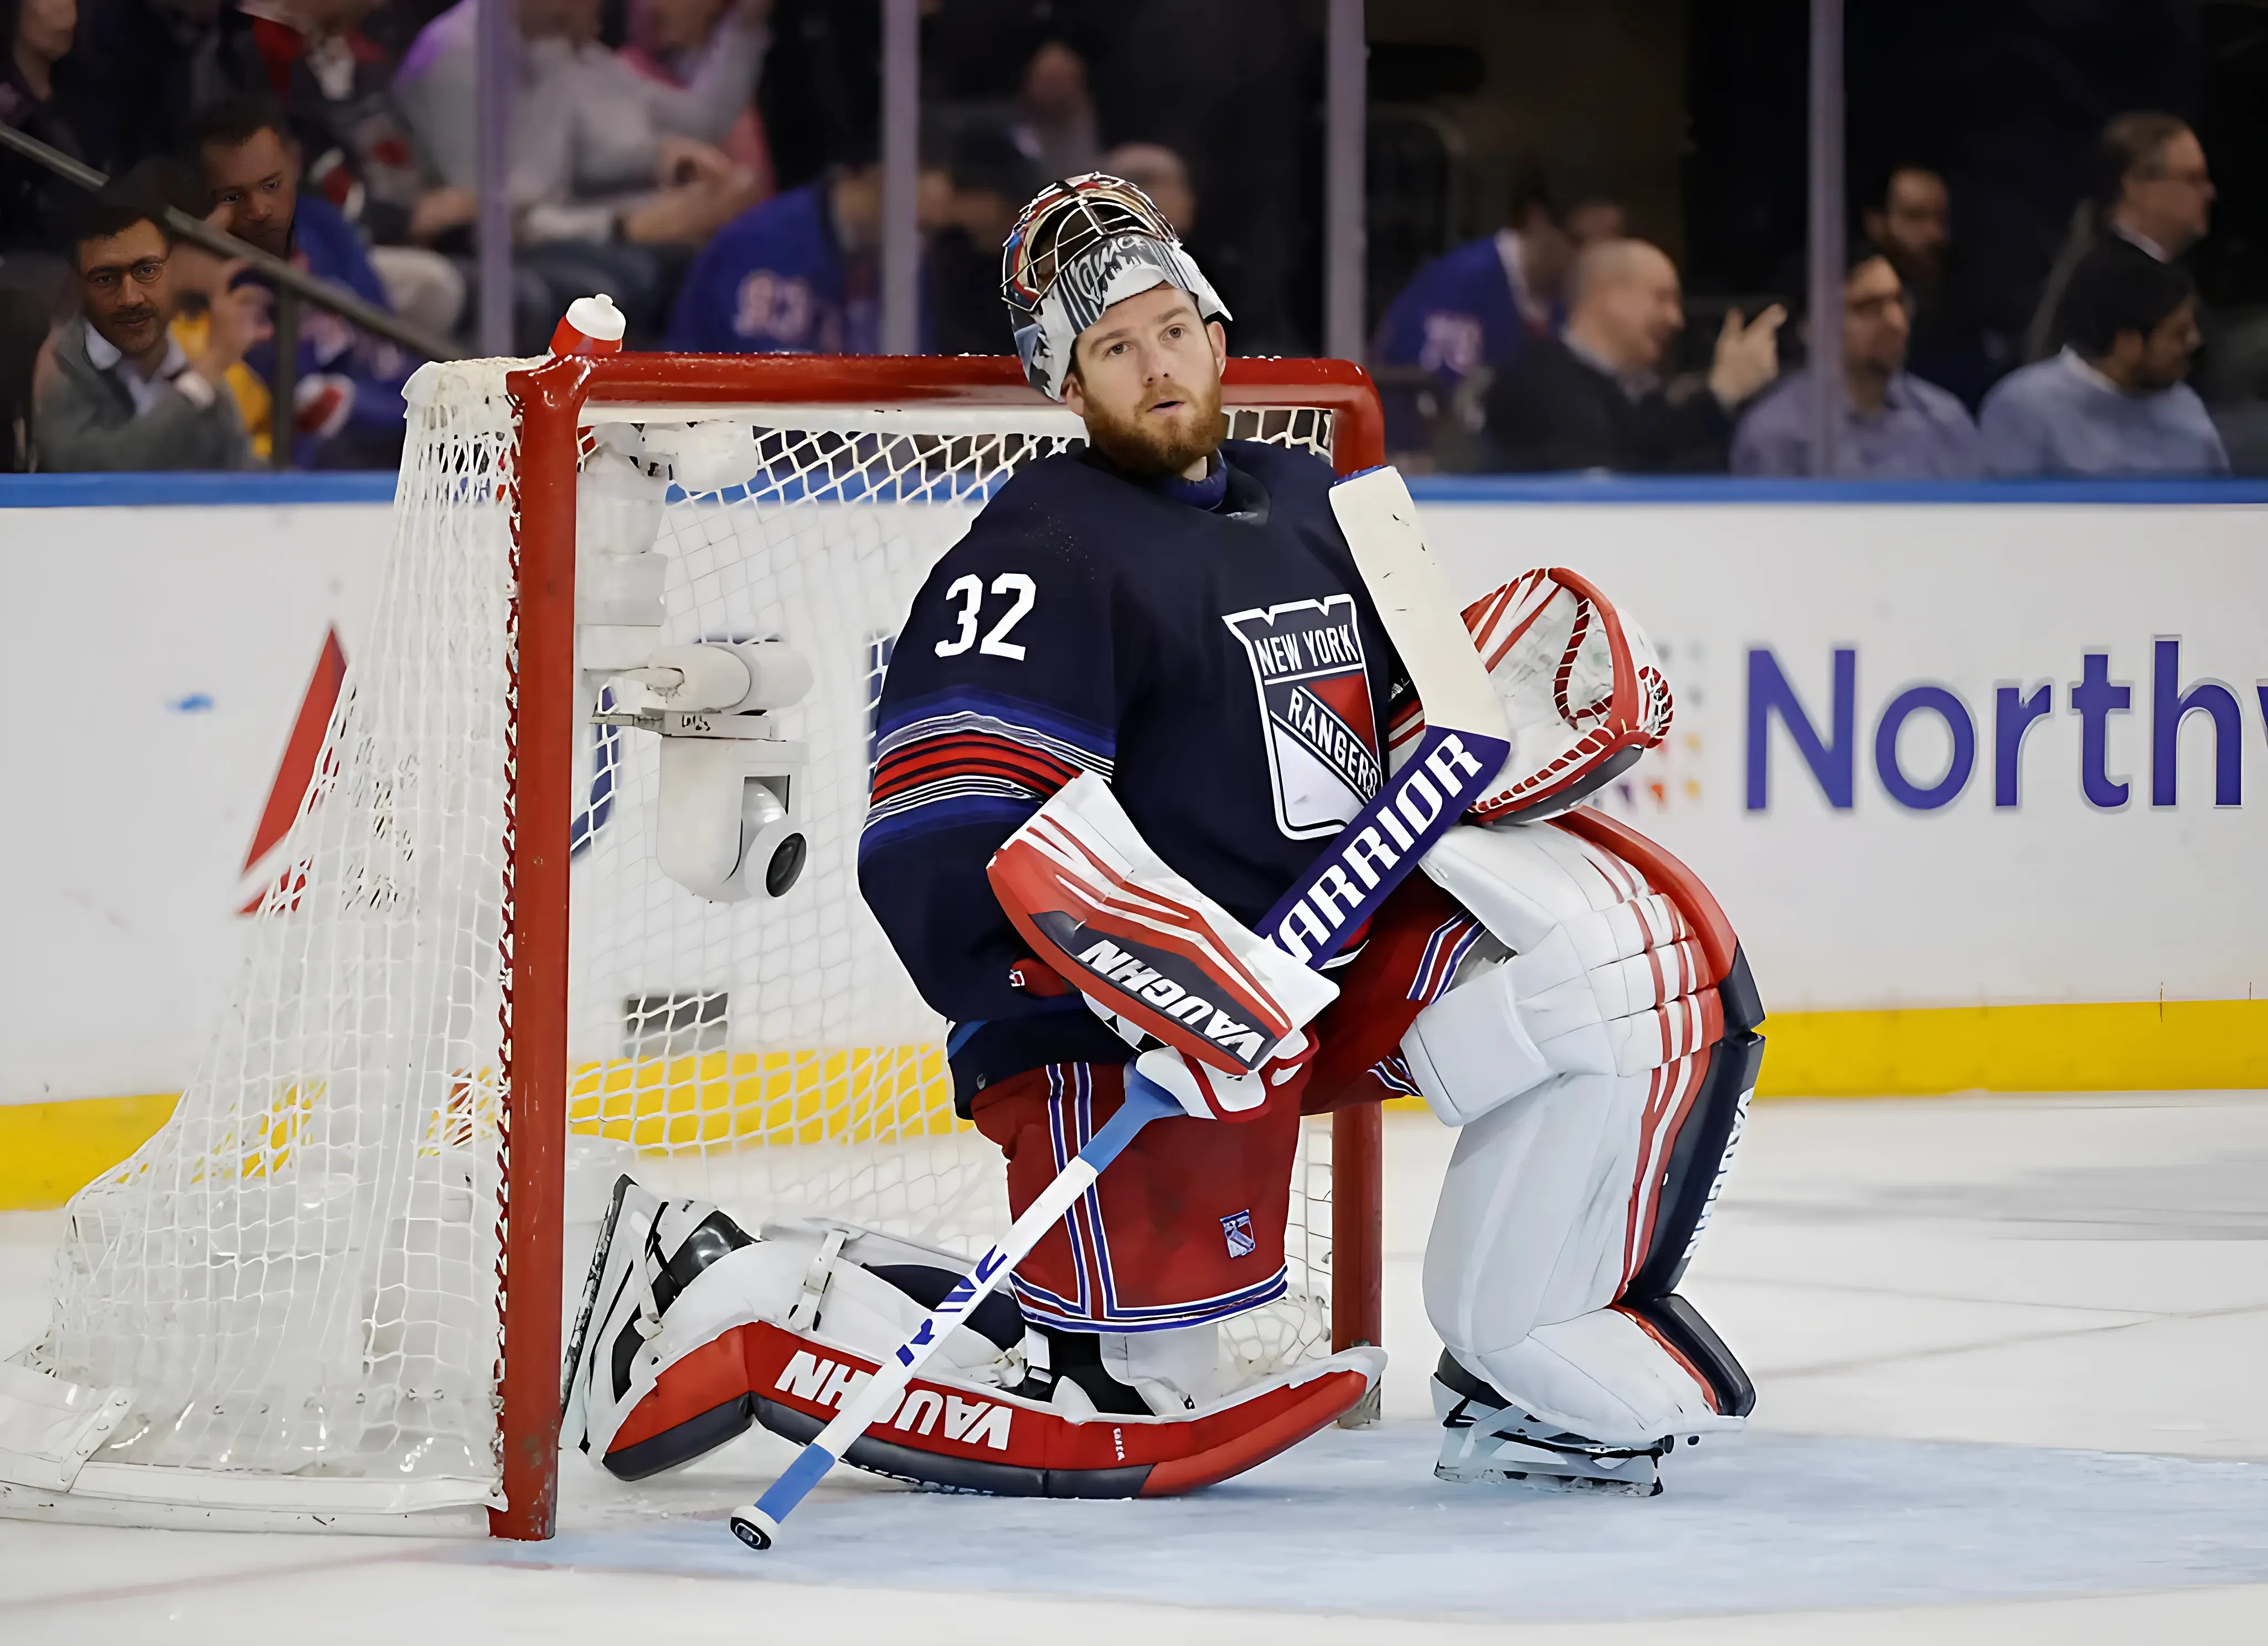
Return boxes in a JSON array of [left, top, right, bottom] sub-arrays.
[[858, 439, 1401, 1102]]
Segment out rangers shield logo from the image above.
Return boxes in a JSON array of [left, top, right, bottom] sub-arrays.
[[1223, 595, 1382, 839]]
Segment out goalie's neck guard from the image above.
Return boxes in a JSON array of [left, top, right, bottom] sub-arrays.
[[1002, 172, 1231, 401]]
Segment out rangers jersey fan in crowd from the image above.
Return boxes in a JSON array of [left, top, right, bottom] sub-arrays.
[[563, 174, 1765, 1503]]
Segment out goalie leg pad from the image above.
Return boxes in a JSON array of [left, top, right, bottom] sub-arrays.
[[1431, 1294, 1750, 1491], [1412, 812, 1762, 1454], [1422, 1066, 1664, 1352], [1400, 961, 1553, 1127], [1440, 1297, 1749, 1459], [968, 1060, 1305, 1333], [576, 1192, 1386, 1495], [562, 1176, 761, 1464], [1418, 1044, 1737, 1360], [740, 1327, 1384, 1500]]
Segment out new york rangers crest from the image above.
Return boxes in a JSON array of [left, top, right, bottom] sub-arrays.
[[1223, 595, 1382, 839]]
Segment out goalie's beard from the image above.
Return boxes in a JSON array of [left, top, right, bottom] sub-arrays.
[[1078, 374, 1230, 482]]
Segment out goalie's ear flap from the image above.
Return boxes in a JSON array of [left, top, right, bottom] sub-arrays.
[[1449, 567, 1673, 822]]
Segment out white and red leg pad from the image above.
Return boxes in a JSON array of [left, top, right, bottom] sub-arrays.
[[1408, 812, 1763, 1447], [593, 1212, 1383, 1496]]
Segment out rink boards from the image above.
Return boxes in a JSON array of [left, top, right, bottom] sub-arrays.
[[1, 474, 2263, 1202]]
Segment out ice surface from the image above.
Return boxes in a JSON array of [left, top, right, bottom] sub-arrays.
[[4, 1092, 2266, 1644], [517, 1420, 2268, 1623]]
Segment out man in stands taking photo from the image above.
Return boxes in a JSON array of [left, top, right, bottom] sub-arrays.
[[32, 185, 265, 469]]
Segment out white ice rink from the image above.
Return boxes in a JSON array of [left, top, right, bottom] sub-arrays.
[[4, 1092, 2266, 1644]]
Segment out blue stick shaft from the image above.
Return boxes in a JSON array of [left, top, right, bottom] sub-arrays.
[[752, 1441, 838, 1522], [745, 1078, 1178, 1533]]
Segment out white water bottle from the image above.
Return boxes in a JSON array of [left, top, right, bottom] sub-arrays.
[[550, 292, 627, 357]]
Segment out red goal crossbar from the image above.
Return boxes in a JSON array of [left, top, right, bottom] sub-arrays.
[[494, 353, 1387, 1539]]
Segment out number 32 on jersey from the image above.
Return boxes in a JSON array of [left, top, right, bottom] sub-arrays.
[[935, 572, 1037, 661]]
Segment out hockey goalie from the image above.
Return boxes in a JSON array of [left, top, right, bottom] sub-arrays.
[[562, 174, 1763, 1501]]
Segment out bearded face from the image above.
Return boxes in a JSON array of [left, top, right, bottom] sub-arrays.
[[1078, 366, 1229, 480], [1062, 283, 1230, 481]]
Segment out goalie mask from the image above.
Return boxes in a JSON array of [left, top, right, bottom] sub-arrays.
[[1386, 567, 1674, 821], [1002, 172, 1231, 400]]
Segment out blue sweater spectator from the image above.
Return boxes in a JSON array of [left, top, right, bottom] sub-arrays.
[[1369, 175, 1584, 453], [190, 94, 410, 467], [668, 173, 879, 354], [250, 189, 410, 463], [1733, 253, 1982, 479], [1980, 352, 2226, 477], [1980, 239, 2226, 477], [1735, 370, 1981, 479]]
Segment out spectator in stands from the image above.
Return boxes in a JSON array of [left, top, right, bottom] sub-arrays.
[[393, 0, 766, 343], [1982, 238, 2226, 477], [1100, 142, 1195, 236], [115, 154, 275, 456], [1370, 169, 1617, 454], [1860, 163, 2004, 409], [238, 0, 470, 336], [0, 281, 48, 467], [667, 128, 1034, 357], [925, 123, 1039, 355], [1483, 238, 1784, 473], [1011, 39, 1097, 182], [666, 155, 884, 354], [51, 0, 265, 174], [0, 0, 78, 466], [2, 0, 85, 259], [621, 0, 772, 193], [1562, 193, 1627, 249], [188, 93, 413, 465], [32, 186, 265, 469], [2024, 113, 2214, 365], [1733, 248, 1981, 479]]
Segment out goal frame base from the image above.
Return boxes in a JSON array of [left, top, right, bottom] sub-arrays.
[[0, 1467, 495, 1535]]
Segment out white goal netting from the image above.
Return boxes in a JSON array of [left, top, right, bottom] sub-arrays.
[[11, 361, 1342, 1518]]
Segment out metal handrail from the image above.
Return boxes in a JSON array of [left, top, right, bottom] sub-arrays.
[[0, 120, 463, 364]]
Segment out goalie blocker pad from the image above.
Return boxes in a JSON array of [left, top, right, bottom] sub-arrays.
[[988, 772, 1338, 1074]]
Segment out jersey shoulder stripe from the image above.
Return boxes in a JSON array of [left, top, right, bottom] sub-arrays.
[[862, 689, 1116, 853]]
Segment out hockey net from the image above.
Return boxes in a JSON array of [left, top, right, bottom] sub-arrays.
[[3, 354, 1386, 1536]]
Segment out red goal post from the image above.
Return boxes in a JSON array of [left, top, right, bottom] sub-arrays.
[[496, 353, 1388, 1539]]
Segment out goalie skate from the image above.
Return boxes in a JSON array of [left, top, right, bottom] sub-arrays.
[[1430, 1352, 1674, 1498], [560, 1175, 760, 1461]]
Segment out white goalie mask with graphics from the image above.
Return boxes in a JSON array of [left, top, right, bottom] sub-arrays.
[[1001, 172, 1231, 401]]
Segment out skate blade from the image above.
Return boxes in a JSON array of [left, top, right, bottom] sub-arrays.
[[1436, 1460, 1662, 1497]]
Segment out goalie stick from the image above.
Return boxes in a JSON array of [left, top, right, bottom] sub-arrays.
[[727, 465, 1509, 1550]]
